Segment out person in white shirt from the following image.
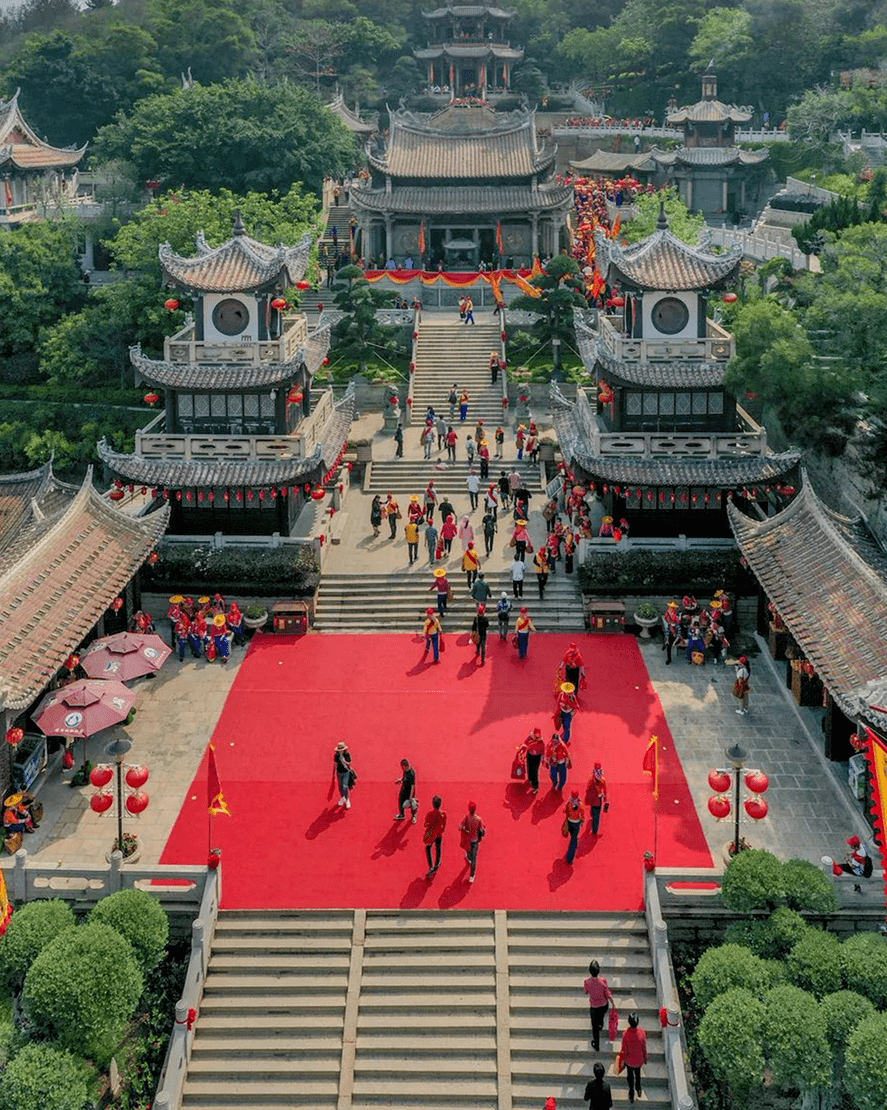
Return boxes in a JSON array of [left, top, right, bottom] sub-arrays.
[[511, 557, 525, 598], [466, 469, 480, 510]]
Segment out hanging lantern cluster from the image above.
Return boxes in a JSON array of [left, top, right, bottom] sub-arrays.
[[164, 298, 181, 311], [65, 653, 80, 672], [295, 280, 311, 291], [89, 763, 151, 816], [5, 727, 24, 748], [287, 386, 304, 405]]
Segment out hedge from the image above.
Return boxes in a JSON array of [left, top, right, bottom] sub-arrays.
[[841, 932, 887, 1010], [762, 984, 830, 1091], [786, 929, 843, 997], [721, 849, 785, 913], [844, 1012, 887, 1110], [691, 943, 775, 1009], [781, 857, 837, 914], [0, 899, 76, 991], [820, 990, 875, 1076], [141, 542, 321, 596], [88, 889, 169, 974], [0, 1044, 91, 1110], [696, 988, 766, 1095], [578, 548, 756, 597]]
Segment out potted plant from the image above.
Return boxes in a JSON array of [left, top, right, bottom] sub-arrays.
[[243, 604, 268, 632], [107, 831, 140, 864], [633, 601, 659, 639]]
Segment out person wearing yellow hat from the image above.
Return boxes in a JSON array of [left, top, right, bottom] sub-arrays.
[[516, 424, 526, 460], [429, 567, 451, 617], [516, 606, 535, 658], [557, 681, 579, 742], [408, 495, 424, 525], [662, 601, 682, 665], [422, 608, 442, 663], [167, 595, 185, 648], [212, 612, 231, 664], [599, 515, 614, 538]]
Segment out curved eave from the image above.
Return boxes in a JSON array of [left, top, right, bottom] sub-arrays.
[[129, 346, 307, 390], [572, 450, 801, 487], [97, 440, 326, 489]]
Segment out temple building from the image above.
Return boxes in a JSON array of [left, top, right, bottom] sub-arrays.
[[414, 4, 523, 97], [325, 93, 378, 137], [648, 65, 770, 219], [351, 103, 573, 268], [98, 213, 353, 537], [0, 88, 87, 225], [552, 207, 799, 537]]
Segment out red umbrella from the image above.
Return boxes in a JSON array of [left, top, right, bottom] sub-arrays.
[[79, 632, 171, 681], [33, 680, 136, 739]]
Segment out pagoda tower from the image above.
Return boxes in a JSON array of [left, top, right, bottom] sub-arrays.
[[414, 4, 523, 98], [99, 213, 353, 537], [552, 207, 799, 537]]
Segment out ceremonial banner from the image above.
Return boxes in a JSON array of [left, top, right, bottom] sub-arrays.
[[496, 220, 504, 255], [642, 734, 660, 800], [0, 864, 11, 936], [863, 726, 887, 909], [207, 744, 231, 817], [418, 220, 426, 256], [362, 269, 540, 296]]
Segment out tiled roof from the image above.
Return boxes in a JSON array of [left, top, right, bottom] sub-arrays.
[[595, 218, 741, 291], [130, 345, 307, 390], [576, 322, 727, 387], [0, 473, 169, 712], [370, 104, 551, 180], [325, 93, 377, 134], [650, 146, 769, 167], [350, 183, 573, 215], [667, 99, 752, 125], [423, 4, 515, 17], [414, 44, 522, 59], [729, 474, 887, 718], [0, 88, 87, 171], [0, 463, 80, 572], [569, 151, 656, 174], [160, 218, 313, 294], [96, 384, 354, 489], [304, 322, 332, 377]]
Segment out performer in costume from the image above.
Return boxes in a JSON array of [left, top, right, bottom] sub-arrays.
[[515, 607, 535, 658], [556, 682, 579, 743], [175, 615, 193, 662], [227, 602, 244, 648], [190, 612, 209, 659], [685, 619, 706, 665], [422, 608, 442, 663], [599, 515, 614, 538], [429, 567, 450, 617], [524, 727, 545, 793], [585, 762, 608, 835], [545, 733, 571, 791], [563, 790, 585, 864], [559, 642, 586, 692], [212, 613, 231, 663], [408, 495, 424, 524], [167, 595, 185, 648]]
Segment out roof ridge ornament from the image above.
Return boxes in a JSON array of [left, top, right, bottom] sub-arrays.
[[656, 201, 668, 231], [232, 209, 246, 237]]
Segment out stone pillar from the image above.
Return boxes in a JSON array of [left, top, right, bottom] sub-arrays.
[[722, 180, 728, 212], [384, 216, 393, 262], [531, 215, 539, 261]]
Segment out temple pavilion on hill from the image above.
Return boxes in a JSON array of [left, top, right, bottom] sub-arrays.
[[0, 88, 87, 225], [98, 213, 353, 537], [414, 4, 523, 97], [351, 103, 573, 269], [552, 207, 799, 537]]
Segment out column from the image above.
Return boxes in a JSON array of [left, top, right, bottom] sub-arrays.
[[384, 217, 393, 262], [531, 215, 539, 262], [722, 180, 728, 211]]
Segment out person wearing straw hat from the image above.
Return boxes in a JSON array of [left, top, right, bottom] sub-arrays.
[[516, 607, 535, 658], [599, 515, 614, 537], [512, 518, 531, 562], [167, 595, 185, 648], [212, 613, 231, 664], [333, 741, 353, 809], [429, 567, 451, 617], [422, 608, 442, 663], [662, 601, 681, 665], [515, 424, 526, 460], [408, 494, 424, 524], [707, 603, 729, 665], [557, 682, 579, 743]]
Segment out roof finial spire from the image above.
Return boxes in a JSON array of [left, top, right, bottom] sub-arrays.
[[702, 60, 717, 101], [232, 209, 246, 237], [657, 200, 668, 231]]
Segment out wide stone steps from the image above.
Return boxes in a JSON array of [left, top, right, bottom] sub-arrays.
[[180, 909, 674, 1110], [413, 321, 505, 421], [365, 458, 542, 497], [313, 572, 585, 632]]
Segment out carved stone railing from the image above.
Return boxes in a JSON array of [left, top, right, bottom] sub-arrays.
[[597, 314, 734, 364], [592, 423, 767, 459], [164, 316, 308, 366]]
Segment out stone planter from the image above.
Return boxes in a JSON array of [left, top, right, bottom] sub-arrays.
[[539, 443, 556, 462], [353, 442, 372, 463], [634, 612, 659, 639], [106, 835, 141, 865], [243, 610, 268, 633]]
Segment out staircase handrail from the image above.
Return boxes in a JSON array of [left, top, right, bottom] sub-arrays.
[[497, 302, 509, 417], [407, 305, 420, 426], [644, 867, 696, 1110]]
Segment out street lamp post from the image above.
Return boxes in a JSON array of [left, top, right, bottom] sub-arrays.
[[726, 743, 747, 859], [106, 736, 132, 857]]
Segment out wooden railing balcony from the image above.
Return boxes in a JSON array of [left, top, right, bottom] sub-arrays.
[[597, 313, 734, 364], [163, 316, 308, 366], [591, 404, 766, 459]]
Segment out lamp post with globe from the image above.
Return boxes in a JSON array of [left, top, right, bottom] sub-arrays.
[[707, 743, 770, 857]]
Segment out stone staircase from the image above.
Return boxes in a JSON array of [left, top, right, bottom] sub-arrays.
[[180, 910, 672, 1110], [366, 458, 543, 499], [412, 317, 505, 425]]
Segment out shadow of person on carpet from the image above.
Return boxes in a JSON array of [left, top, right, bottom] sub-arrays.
[[371, 820, 411, 859], [531, 788, 563, 825], [400, 876, 432, 909], [548, 856, 575, 891], [437, 869, 473, 909], [503, 782, 534, 821], [304, 806, 347, 840]]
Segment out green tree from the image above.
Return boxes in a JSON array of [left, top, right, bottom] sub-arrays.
[[92, 78, 355, 195], [691, 943, 775, 1009], [332, 264, 392, 372], [687, 8, 754, 100], [721, 848, 786, 913], [762, 984, 830, 1094], [88, 889, 170, 974], [510, 255, 586, 375], [844, 1012, 887, 1110], [841, 932, 887, 1009], [0, 1043, 91, 1110], [696, 987, 766, 1097], [786, 929, 843, 997], [820, 990, 875, 1084], [146, 0, 260, 85], [781, 857, 837, 913], [0, 898, 75, 991], [621, 190, 706, 245], [23, 921, 143, 1066]]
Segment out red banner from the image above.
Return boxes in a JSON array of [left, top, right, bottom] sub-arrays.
[[863, 726, 887, 910]]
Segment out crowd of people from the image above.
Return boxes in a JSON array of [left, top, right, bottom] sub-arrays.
[[563, 115, 658, 130], [166, 594, 245, 664]]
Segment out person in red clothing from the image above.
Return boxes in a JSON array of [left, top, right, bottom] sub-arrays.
[[563, 790, 585, 864], [585, 762, 608, 835], [423, 795, 447, 879], [525, 727, 545, 793], [583, 959, 614, 1051], [459, 800, 485, 883], [619, 1012, 647, 1102], [429, 567, 450, 617], [546, 733, 571, 792]]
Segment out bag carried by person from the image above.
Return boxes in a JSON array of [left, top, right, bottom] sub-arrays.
[[511, 745, 527, 779], [616, 1051, 625, 1074], [608, 1007, 619, 1041], [436, 540, 444, 559], [470, 631, 479, 646], [526, 541, 534, 553], [561, 819, 570, 838], [511, 633, 519, 648], [348, 768, 357, 787]]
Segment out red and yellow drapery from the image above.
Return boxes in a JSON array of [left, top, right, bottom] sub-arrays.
[[362, 269, 541, 297]]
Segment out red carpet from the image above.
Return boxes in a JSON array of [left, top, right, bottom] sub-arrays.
[[160, 633, 712, 911]]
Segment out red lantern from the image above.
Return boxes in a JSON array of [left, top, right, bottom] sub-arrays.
[[258, 489, 265, 500], [208, 850, 222, 870], [271, 297, 288, 310], [708, 769, 731, 793], [296, 280, 311, 290], [164, 298, 180, 311], [109, 489, 125, 501], [126, 791, 150, 815], [347, 462, 354, 471], [143, 392, 160, 406], [90, 764, 114, 788], [5, 727, 24, 748], [643, 853, 655, 872], [287, 387, 304, 404], [745, 771, 769, 794], [198, 491, 205, 502], [612, 296, 625, 308], [744, 797, 769, 821], [236, 491, 243, 501], [501, 330, 507, 341], [317, 303, 323, 312], [704, 492, 710, 504], [90, 790, 114, 814], [112, 597, 124, 611], [708, 795, 731, 820], [409, 361, 416, 372], [407, 397, 413, 406], [322, 357, 330, 366], [65, 653, 80, 672], [176, 491, 182, 500], [126, 766, 150, 789], [389, 396, 398, 406], [223, 490, 230, 501], [722, 292, 738, 303], [208, 491, 215, 502], [412, 331, 419, 340], [502, 397, 509, 407], [247, 490, 254, 502], [311, 486, 326, 500]]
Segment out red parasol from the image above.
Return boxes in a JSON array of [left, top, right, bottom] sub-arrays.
[[33, 680, 135, 739], [79, 632, 171, 681]]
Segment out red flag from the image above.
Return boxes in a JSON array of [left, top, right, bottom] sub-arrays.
[[3, 180, 12, 210], [207, 744, 231, 816], [496, 220, 504, 255], [418, 220, 426, 256], [642, 734, 659, 800]]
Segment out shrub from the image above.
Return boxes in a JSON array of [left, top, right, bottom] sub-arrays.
[[88, 889, 169, 974], [786, 929, 843, 997], [820, 990, 875, 1076], [844, 1012, 887, 1110], [724, 917, 776, 957], [782, 857, 837, 914], [578, 547, 755, 597], [691, 943, 774, 1009], [141, 541, 320, 596], [0, 899, 76, 990], [0, 1043, 91, 1110], [23, 922, 143, 1066], [696, 988, 766, 1096], [722, 849, 785, 913], [762, 984, 830, 1092], [842, 932, 887, 1009], [768, 907, 811, 957]]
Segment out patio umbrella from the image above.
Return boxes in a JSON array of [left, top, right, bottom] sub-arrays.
[[79, 632, 171, 681], [33, 680, 136, 740]]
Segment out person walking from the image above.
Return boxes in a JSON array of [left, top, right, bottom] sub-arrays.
[[585, 762, 608, 835], [405, 518, 420, 565], [385, 494, 400, 540], [459, 388, 470, 421], [512, 518, 531, 561], [462, 542, 481, 588], [489, 351, 499, 384], [422, 422, 435, 459], [394, 422, 404, 458], [463, 296, 475, 325], [459, 801, 485, 883], [534, 547, 550, 599], [423, 795, 446, 878], [583, 960, 614, 1051], [584, 1063, 613, 1110], [408, 495, 424, 524], [441, 512, 458, 556], [438, 495, 455, 524], [546, 732, 571, 791], [425, 521, 439, 567], [466, 468, 480, 510], [556, 682, 578, 743], [424, 481, 438, 523], [445, 425, 457, 462], [422, 608, 442, 663], [429, 567, 450, 617], [436, 413, 447, 452], [466, 434, 475, 464], [511, 557, 525, 599], [619, 1013, 647, 1102], [478, 439, 490, 481], [732, 655, 751, 714], [471, 603, 490, 665], [498, 470, 511, 509], [394, 758, 418, 823], [495, 426, 504, 459], [458, 514, 475, 552], [481, 507, 497, 556], [370, 494, 383, 537], [447, 384, 458, 420], [471, 571, 492, 608], [525, 726, 544, 793], [516, 424, 526, 460], [334, 741, 353, 809], [484, 483, 499, 518], [497, 591, 512, 640], [563, 790, 585, 864]]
